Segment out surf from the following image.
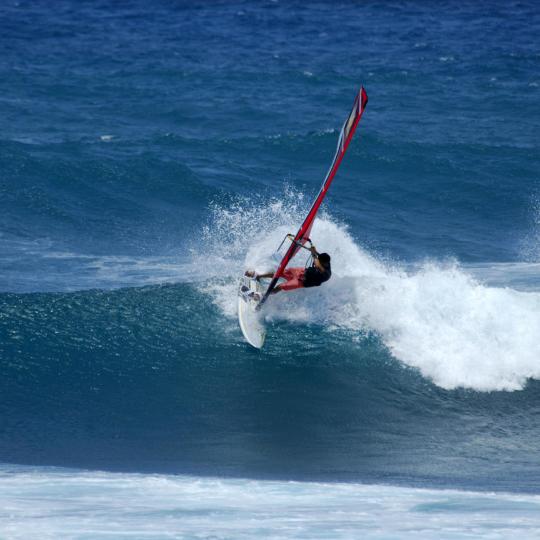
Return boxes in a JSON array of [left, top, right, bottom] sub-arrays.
[[3, 464, 540, 539], [198, 194, 540, 392]]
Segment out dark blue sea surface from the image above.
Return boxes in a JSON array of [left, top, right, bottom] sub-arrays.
[[1, 0, 540, 501]]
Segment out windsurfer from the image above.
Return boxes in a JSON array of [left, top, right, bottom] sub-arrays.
[[245, 245, 331, 294]]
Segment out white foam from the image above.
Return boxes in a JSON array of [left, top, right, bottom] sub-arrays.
[[2, 465, 540, 539], [199, 195, 540, 392]]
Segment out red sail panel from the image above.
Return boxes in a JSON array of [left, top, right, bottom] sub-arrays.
[[260, 87, 368, 305]]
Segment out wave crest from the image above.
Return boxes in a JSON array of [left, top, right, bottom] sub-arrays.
[[198, 194, 540, 392]]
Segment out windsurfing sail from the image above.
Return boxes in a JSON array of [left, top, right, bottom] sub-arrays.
[[259, 87, 368, 306]]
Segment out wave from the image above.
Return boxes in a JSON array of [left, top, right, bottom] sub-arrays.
[[3, 180, 539, 392], [0, 138, 213, 257], [2, 257, 540, 484], [198, 194, 540, 391], [1, 127, 536, 267]]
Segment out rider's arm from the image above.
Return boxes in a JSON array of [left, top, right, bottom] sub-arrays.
[[310, 244, 319, 257]]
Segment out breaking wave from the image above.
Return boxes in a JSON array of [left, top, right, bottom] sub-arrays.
[[198, 194, 540, 391]]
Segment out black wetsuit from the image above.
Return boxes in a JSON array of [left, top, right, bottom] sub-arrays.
[[302, 263, 331, 288]]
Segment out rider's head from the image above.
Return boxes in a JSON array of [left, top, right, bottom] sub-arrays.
[[318, 253, 331, 269]]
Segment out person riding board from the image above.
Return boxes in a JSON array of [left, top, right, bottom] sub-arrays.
[[245, 244, 331, 294]]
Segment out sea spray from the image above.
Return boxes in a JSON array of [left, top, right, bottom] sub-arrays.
[[200, 195, 540, 391]]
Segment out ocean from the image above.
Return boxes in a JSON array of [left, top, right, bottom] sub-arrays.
[[1, 0, 540, 538]]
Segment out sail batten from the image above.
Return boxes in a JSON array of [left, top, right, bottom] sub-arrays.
[[259, 87, 368, 306]]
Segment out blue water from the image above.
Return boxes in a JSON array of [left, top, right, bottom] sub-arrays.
[[2, 0, 540, 537]]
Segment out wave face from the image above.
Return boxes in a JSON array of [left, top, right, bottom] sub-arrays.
[[2, 247, 540, 491], [1, 0, 540, 496]]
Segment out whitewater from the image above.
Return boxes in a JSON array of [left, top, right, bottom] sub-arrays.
[[199, 196, 540, 392], [2, 466, 540, 539]]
